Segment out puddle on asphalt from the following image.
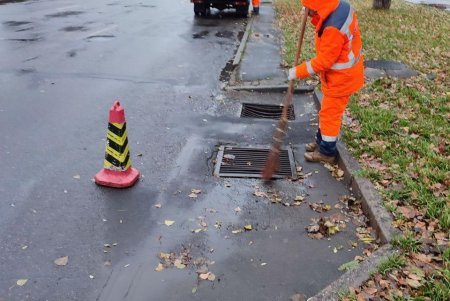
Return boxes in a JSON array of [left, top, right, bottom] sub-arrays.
[[3, 21, 31, 27], [7, 37, 41, 42], [86, 35, 115, 42], [215, 30, 233, 39], [15, 26, 33, 32], [192, 30, 209, 39], [46, 11, 85, 18], [17, 68, 36, 75], [0, 0, 29, 5], [67, 50, 77, 57], [60, 26, 88, 32], [124, 4, 156, 8]]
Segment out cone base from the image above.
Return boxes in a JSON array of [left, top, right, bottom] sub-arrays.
[[95, 167, 140, 188]]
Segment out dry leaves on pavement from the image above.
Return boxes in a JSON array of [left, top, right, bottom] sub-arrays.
[[54, 256, 69, 266]]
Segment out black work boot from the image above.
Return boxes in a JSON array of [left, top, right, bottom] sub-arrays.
[[253, 7, 259, 15]]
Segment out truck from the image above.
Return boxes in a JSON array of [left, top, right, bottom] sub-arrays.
[[191, 0, 250, 17]]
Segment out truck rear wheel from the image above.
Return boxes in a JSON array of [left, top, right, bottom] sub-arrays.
[[194, 3, 208, 16], [236, 4, 249, 17]]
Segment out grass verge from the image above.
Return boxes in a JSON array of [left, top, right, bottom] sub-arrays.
[[275, 0, 449, 299]]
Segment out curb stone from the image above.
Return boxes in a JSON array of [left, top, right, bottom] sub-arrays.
[[307, 245, 397, 301], [232, 17, 254, 67], [306, 89, 399, 300]]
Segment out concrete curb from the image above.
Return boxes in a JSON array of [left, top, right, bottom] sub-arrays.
[[233, 17, 254, 67], [336, 143, 400, 244], [307, 245, 397, 301], [307, 89, 399, 300], [225, 84, 314, 93]]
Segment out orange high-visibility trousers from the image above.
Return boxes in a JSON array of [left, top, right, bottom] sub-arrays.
[[252, 0, 260, 7], [319, 95, 350, 141]]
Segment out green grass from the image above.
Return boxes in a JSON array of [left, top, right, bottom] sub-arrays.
[[392, 232, 422, 252], [377, 254, 407, 275]]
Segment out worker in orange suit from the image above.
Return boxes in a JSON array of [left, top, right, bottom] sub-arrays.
[[252, 0, 260, 14], [288, 0, 364, 163]]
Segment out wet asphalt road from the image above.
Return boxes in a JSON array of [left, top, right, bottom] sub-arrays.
[[0, 1, 364, 300]]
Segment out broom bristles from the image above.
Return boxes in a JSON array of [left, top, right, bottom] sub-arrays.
[[262, 151, 280, 181]]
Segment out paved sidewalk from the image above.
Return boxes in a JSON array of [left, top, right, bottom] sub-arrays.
[[238, 2, 286, 84]]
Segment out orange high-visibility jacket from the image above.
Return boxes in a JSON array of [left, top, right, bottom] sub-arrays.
[[295, 0, 364, 97]]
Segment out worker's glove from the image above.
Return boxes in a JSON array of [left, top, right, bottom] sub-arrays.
[[288, 67, 297, 81]]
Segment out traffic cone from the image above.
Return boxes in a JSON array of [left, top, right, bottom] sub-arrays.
[[95, 101, 140, 188]]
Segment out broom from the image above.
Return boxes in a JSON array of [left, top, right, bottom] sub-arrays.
[[262, 7, 309, 181]]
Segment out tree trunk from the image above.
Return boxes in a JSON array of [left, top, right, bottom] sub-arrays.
[[373, 0, 391, 9]]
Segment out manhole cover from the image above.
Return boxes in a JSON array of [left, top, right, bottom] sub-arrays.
[[364, 60, 407, 71], [214, 146, 297, 179], [241, 103, 295, 120]]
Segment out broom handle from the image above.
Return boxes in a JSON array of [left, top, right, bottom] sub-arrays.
[[283, 7, 309, 109], [273, 6, 309, 150]]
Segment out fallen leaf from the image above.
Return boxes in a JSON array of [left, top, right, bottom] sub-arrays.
[[295, 195, 305, 201], [261, 262, 267, 266], [234, 207, 241, 213], [54, 256, 69, 266], [73, 175, 80, 179], [406, 278, 422, 288], [232, 229, 243, 234], [124, 264, 130, 268], [164, 220, 175, 226], [16, 279, 28, 286], [89, 275, 95, 279], [254, 191, 267, 197], [174, 259, 186, 269], [21, 245, 28, 250], [364, 287, 378, 295], [398, 206, 419, 219], [191, 189, 201, 194], [155, 263, 164, 272], [207, 273, 216, 281], [338, 260, 359, 271], [154, 204, 162, 208], [192, 287, 197, 294], [188, 193, 198, 198], [290, 293, 307, 301], [192, 228, 202, 233], [199, 273, 209, 280], [244, 224, 253, 231]]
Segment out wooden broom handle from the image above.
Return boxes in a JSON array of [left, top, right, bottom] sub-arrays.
[[286, 7, 309, 102]]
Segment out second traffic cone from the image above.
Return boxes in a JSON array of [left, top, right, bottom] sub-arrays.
[[95, 101, 139, 188]]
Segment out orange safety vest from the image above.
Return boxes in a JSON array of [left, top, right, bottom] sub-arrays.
[[252, 0, 260, 7], [295, 0, 364, 97]]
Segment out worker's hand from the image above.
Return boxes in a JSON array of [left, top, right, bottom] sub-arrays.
[[288, 67, 297, 81]]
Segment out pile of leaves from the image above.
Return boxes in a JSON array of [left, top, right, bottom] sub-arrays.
[[275, 0, 449, 299], [155, 245, 217, 284]]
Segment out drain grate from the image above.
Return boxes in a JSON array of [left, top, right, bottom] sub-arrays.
[[214, 146, 297, 179], [240, 103, 295, 120]]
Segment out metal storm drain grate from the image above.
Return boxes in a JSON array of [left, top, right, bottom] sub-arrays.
[[214, 146, 297, 179], [240, 103, 295, 120]]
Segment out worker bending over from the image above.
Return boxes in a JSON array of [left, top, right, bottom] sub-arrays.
[[288, 0, 364, 163]]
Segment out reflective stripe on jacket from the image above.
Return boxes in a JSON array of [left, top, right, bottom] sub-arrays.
[[295, 0, 364, 97]]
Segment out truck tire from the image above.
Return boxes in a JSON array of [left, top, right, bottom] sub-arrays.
[[194, 3, 208, 16], [236, 4, 249, 17]]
